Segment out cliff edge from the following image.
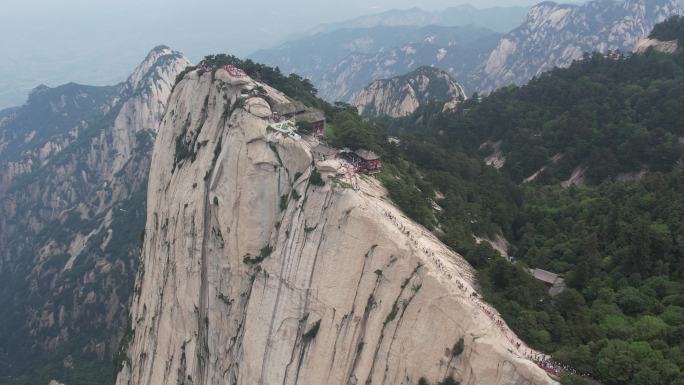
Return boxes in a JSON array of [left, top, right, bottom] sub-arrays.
[[115, 65, 557, 385]]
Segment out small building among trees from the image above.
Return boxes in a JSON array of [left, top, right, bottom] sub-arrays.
[[296, 110, 325, 138], [527, 268, 567, 296], [340, 148, 383, 174], [273, 102, 326, 138]]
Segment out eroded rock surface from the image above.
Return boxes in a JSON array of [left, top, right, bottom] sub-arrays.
[[353, 66, 466, 118], [116, 67, 556, 385], [634, 37, 679, 53], [478, 0, 683, 93]]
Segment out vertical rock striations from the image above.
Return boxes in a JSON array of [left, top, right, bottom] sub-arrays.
[[116, 67, 556, 385]]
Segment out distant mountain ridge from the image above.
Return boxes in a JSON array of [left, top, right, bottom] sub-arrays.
[[0, 46, 190, 384], [253, 0, 684, 102], [252, 25, 500, 102], [304, 4, 530, 35], [353, 66, 467, 118], [478, 0, 684, 92]]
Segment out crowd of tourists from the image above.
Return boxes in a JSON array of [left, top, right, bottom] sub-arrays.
[[380, 206, 582, 379]]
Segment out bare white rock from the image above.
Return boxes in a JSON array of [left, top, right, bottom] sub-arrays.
[[353, 67, 466, 118], [479, 0, 684, 93], [634, 38, 679, 53], [115, 69, 557, 385]]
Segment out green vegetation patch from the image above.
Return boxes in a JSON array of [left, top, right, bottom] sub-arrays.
[[243, 244, 274, 265], [650, 15, 684, 45], [302, 320, 321, 342], [309, 168, 325, 187]]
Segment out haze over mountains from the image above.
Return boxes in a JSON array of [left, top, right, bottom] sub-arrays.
[[2, 1, 684, 385], [251, 25, 502, 103], [0, 46, 190, 384], [0, 1, 534, 110], [254, 0, 683, 101], [302, 4, 530, 35]]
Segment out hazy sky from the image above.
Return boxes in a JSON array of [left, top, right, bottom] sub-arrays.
[[1, 0, 545, 57], [0, 0, 570, 108]]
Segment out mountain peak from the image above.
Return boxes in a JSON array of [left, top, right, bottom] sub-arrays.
[[0, 45, 192, 380], [127, 46, 191, 92], [150, 44, 172, 53], [404, 65, 450, 76], [353, 66, 466, 118], [480, 0, 683, 93], [114, 56, 556, 385], [27, 84, 50, 98]]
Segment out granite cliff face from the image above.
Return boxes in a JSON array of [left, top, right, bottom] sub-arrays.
[[478, 0, 684, 92], [115, 65, 557, 385], [0, 46, 190, 381], [353, 67, 467, 118]]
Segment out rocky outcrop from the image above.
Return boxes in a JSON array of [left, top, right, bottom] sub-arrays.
[[0, 46, 190, 380], [634, 37, 679, 53], [478, 0, 683, 92], [110, 46, 190, 174], [353, 67, 466, 118], [482, 141, 506, 170], [115, 66, 556, 385]]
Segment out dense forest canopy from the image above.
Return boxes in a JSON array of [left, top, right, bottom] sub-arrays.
[[650, 15, 684, 45], [378, 20, 684, 385], [389, 50, 684, 185]]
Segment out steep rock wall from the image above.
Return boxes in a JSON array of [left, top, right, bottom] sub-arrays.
[[478, 0, 683, 93], [116, 68, 557, 385]]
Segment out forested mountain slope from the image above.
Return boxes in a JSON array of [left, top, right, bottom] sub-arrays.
[[397, 49, 684, 185], [376, 19, 684, 385], [650, 14, 684, 42], [0, 46, 190, 385]]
